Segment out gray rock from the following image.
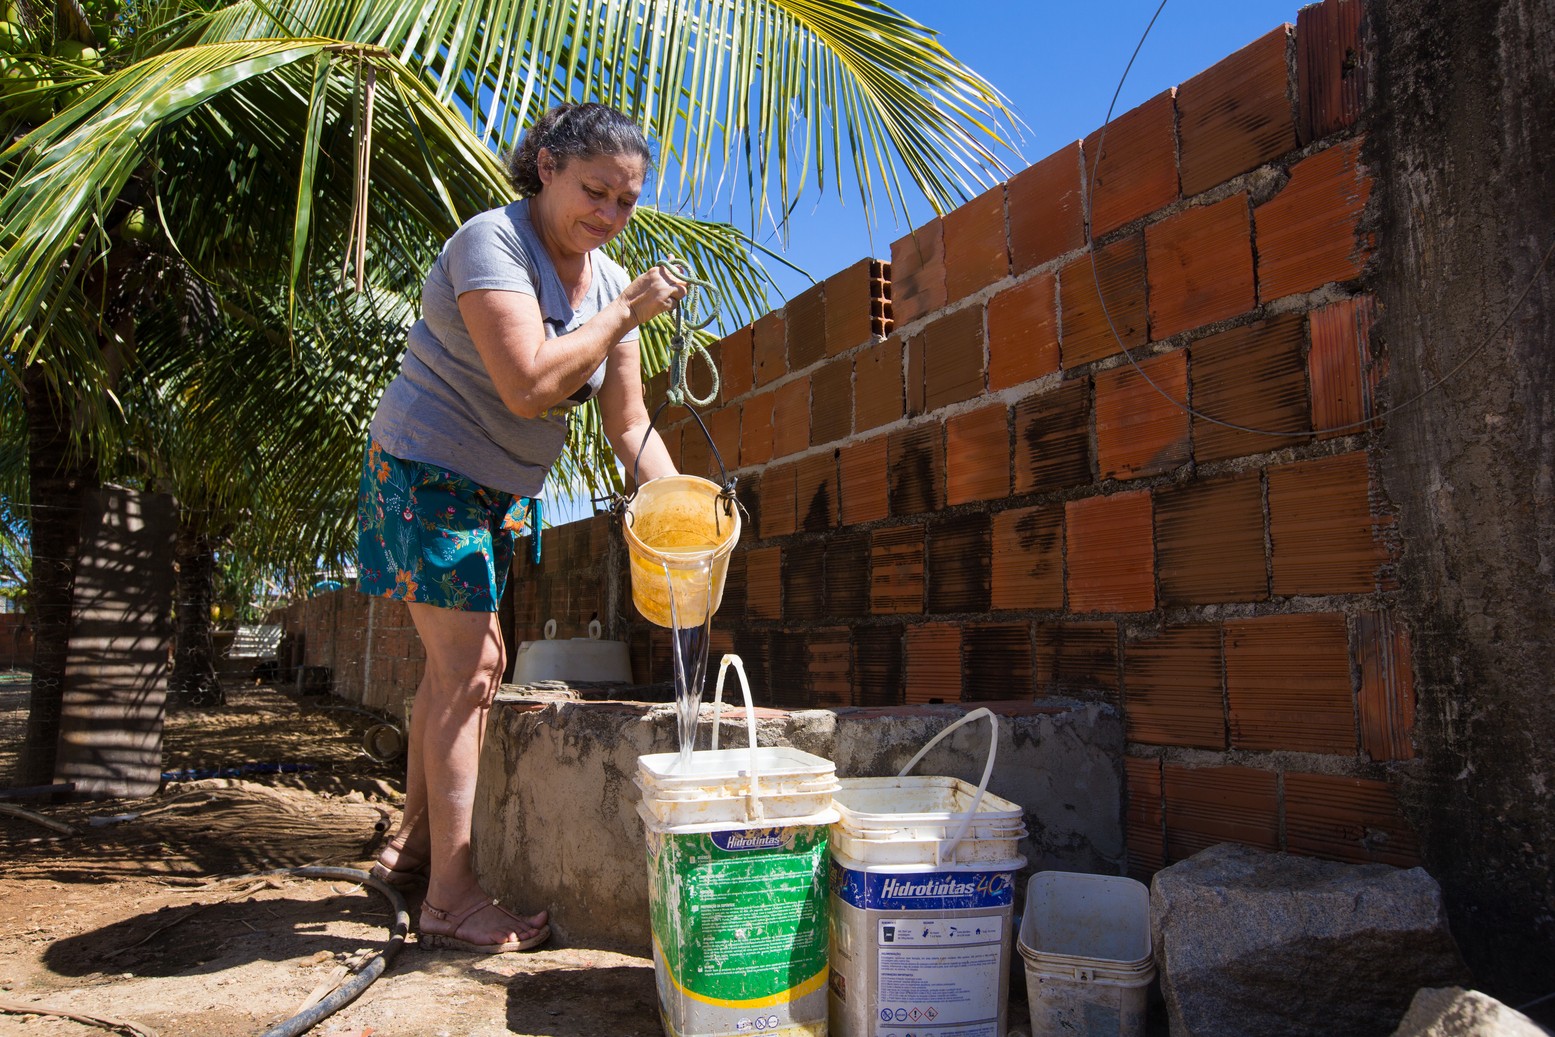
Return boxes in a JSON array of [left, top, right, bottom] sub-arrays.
[[1389, 987, 1547, 1037], [1151, 843, 1471, 1037]]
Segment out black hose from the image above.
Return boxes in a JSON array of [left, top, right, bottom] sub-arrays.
[[256, 866, 410, 1037]]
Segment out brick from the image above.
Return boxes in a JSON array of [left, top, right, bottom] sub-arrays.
[[805, 627, 853, 706], [795, 450, 838, 532], [1296, 0, 1368, 144], [1124, 625, 1226, 749], [1094, 350, 1191, 480], [707, 327, 751, 403], [887, 423, 945, 517], [922, 305, 985, 411], [720, 548, 747, 622], [783, 542, 825, 622], [927, 513, 992, 613], [739, 391, 774, 467], [1354, 611, 1416, 762], [824, 531, 870, 619], [1178, 27, 1297, 197], [1083, 90, 1179, 237], [1191, 313, 1310, 463], [946, 404, 1011, 505], [1060, 233, 1149, 368], [704, 405, 741, 476], [870, 524, 925, 615], [904, 623, 963, 704], [839, 436, 890, 525], [854, 336, 905, 433], [771, 375, 810, 459], [1013, 378, 1092, 494], [753, 310, 786, 387], [733, 630, 771, 698], [758, 461, 796, 539], [1125, 756, 1165, 877], [1285, 771, 1418, 866], [680, 422, 711, 482], [1155, 471, 1268, 605], [873, 261, 893, 339], [963, 623, 1033, 701], [1146, 194, 1257, 340], [1008, 141, 1088, 273], [891, 218, 947, 326], [1035, 621, 1118, 699], [1225, 612, 1354, 753], [1163, 764, 1280, 862], [1308, 295, 1380, 438], [786, 282, 827, 371], [744, 546, 782, 620], [943, 181, 1010, 302], [824, 258, 877, 356], [1065, 491, 1155, 614], [1269, 450, 1387, 595], [854, 623, 905, 706], [1255, 136, 1373, 301], [987, 272, 1060, 391], [992, 504, 1064, 611], [810, 357, 853, 446]]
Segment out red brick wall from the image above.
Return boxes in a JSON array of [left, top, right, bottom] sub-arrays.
[[272, 590, 423, 718], [623, 0, 1412, 879]]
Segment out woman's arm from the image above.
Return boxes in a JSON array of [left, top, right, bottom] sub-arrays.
[[599, 333, 679, 485], [459, 266, 686, 420]]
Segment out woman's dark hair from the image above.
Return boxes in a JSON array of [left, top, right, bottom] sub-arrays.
[[505, 103, 652, 197]]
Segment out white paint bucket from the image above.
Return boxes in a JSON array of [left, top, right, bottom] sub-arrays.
[[1017, 872, 1155, 1037], [638, 655, 838, 1037], [827, 709, 1028, 1037]]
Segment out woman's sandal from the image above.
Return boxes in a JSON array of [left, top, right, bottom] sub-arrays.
[[419, 898, 551, 954], [367, 849, 430, 889]]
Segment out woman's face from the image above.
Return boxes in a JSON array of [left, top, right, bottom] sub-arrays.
[[535, 148, 647, 260]]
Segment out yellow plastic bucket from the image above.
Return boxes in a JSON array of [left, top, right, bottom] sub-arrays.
[[622, 475, 740, 628]]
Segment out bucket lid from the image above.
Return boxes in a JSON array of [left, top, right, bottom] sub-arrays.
[[638, 746, 835, 787], [834, 776, 1025, 824]]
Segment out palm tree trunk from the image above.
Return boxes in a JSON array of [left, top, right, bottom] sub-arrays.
[[16, 368, 98, 787], [170, 519, 224, 707]]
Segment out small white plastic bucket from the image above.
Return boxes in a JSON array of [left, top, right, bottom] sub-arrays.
[[1017, 872, 1156, 1037]]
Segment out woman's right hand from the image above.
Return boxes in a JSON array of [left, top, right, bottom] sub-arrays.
[[621, 264, 690, 325]]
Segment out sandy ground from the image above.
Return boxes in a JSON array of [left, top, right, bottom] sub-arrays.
[[0, 683, 662, 1037]]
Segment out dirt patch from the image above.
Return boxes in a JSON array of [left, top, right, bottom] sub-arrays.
[[0, 685, 661, 1037]]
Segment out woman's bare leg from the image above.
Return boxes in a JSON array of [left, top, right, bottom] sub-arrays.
[[406, 601, 546, 944], [376, 673, 433, 871]]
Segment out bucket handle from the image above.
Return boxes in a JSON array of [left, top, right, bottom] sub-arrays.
[[709, 654, 763, 820], [896, 707, 998, 867]]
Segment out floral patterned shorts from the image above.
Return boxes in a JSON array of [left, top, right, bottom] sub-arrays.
[[356, 440, 529, 612]]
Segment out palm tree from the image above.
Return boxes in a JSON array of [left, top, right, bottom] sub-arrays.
[[0, 0, 1015, 783]]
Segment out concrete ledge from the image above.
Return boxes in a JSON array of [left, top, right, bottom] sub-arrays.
[[472, 694, 1124, 953]]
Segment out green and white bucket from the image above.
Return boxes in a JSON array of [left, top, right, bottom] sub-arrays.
[[638, 656, 839, 1037], [828, 709, 1028, 1037]]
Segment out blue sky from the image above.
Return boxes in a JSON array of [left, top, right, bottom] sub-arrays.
[[747, 0, 1306, 304]]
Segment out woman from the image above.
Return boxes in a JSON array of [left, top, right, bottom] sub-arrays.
[[357, 103, 685, 953]]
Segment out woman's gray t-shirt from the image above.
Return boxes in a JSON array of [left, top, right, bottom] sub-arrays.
[[369, 198, 634, 496]]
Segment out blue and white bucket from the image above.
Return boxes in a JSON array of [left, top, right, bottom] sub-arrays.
[[827, 709, 1028, 1037]]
